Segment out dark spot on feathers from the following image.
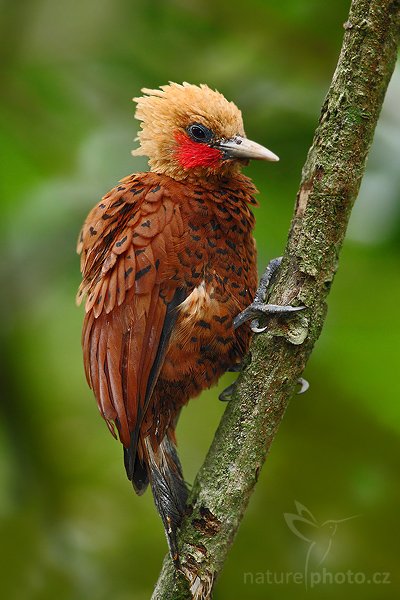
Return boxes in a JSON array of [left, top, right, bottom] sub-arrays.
[[115, 236, 127, 247], [210, 220, 220, 231], [120, 204, 135, 216], [135, 248, 145, 256], [239, 288, 248, 297], [216, 248, 228, 256], [213, 315, 228, 324], [150, 185, 161, 193], [200, 344, 212, 353], [141, 220, 151, 228], [226, 239, 236, 251], [194, 190, 203, 196], [89, 226, 97, 236], [216, 336, 233, 345], [96, 295, 102, 304], [103, 230, 116, 246], [135, 264, 151, 280], [197, 320, 211, 329], [111, 198, 124, 208], [125, 267, 133, 278], [207, 238, 217, 248], [117, 186, 125, 191], [102, 213, 113, 220], [188, 221, 200, 231], [99, 203, 106, 209], [155, 259, 160, 270], [191, 235, 200, 242], [131, 187, 145, 195], [194, 251, 203, 261], [191, 336, 198, 343]]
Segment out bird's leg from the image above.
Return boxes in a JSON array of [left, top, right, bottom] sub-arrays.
[[233, 257, 304, 334]]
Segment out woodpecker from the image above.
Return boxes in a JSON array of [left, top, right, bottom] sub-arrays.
[[77, 82, 298, 562]]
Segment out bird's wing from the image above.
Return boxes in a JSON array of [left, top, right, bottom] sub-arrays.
[[77, 173, 186, 455]]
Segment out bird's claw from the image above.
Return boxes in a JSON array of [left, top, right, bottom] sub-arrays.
[[234, 301, 305, 332], [247, 303, 305, 333], [297, 377, 309, 394], [219, 382, 237, 402]]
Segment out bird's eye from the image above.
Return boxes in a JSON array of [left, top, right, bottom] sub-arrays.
[[187, 123, 213, 143]]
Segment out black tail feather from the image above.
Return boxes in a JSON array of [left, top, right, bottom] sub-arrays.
[[124, 448, 149, 495], [144, 435, 188, 564]]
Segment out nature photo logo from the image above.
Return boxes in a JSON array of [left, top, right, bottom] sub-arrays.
[[284, 501, 358, 588], [243, 501, 391, 589]]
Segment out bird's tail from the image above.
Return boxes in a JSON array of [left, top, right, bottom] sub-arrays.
[[143, 433, 188, 564]]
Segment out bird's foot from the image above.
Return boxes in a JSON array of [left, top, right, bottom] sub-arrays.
[[234, 257, 304, 333], [234, 301, 304, 333], [219, 382, 237, 402]]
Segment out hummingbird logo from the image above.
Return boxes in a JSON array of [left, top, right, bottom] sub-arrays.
[[284, 501, 358, 588]]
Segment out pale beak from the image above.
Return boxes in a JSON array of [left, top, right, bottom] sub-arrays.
[[216, 136, 279, 162]]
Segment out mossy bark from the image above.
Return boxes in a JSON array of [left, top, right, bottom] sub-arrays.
[[152, 1, 400, 598]]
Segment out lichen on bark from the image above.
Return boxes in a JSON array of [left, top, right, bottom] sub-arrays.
[[152, 1, 400, 598]]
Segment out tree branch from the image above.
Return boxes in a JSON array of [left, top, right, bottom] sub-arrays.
[[152, 1, 400, 598]]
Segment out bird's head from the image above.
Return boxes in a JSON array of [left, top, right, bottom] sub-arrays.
[[131, 82, 279, 181]]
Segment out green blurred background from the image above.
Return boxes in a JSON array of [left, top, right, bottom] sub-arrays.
[[1, 1, 399, 598]]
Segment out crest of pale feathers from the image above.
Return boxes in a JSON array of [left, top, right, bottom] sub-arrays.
[[131, 82, 246, 180]]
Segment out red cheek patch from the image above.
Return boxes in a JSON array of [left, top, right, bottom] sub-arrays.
[[175, 131, 222, 170]]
